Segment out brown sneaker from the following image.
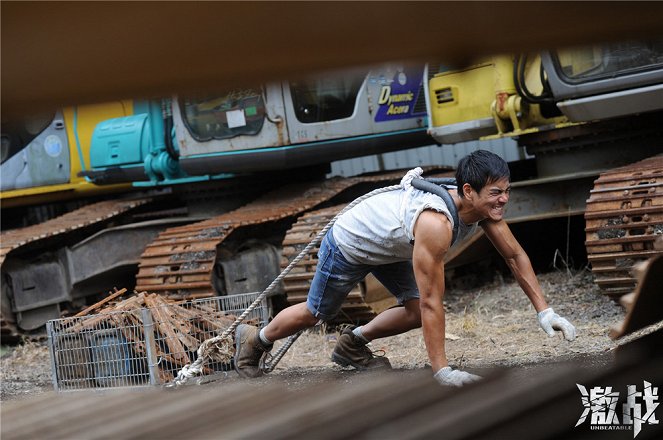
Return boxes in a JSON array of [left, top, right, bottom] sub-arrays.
[[234, 324, 272, 378], [331, 326, 391, 371]]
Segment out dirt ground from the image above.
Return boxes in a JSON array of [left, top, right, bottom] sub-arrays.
[[0, 269, 626, 401]]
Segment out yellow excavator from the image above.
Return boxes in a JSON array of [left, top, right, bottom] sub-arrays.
[[426, 39, 663, 297]]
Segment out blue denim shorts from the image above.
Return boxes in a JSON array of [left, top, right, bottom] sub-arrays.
[[306, 228, 420, 321]]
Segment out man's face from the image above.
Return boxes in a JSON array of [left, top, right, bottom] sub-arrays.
[[475, 177, 511, 221]]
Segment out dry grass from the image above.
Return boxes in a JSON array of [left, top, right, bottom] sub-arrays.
[[1, 269, 626, 399], [275, 270, 625, 371]]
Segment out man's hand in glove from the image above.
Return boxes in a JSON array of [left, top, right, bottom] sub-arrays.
[[434, 366, 482, 387], [537, 308, 576, 341]]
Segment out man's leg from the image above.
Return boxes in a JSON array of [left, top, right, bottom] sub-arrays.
[[331, 261, 422, 370], [353, 261, 422, 341], [358, 298, 421, 340], [331, 260, 422, 370], [263, 302, 319, 341], [235, 228, 365, 377], [234, 302, 319, 378], [330, 299, 420, 371]]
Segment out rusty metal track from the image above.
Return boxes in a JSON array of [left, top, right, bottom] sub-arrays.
[[0, 198, 152, 265], [585, 155, 663, 297], [0, 198, 152, 341], [135, 171, 408, 299], [281, 205, 378, 324]]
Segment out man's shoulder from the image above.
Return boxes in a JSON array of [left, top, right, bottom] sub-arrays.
[[421, 207, 451, 217], [416, 209, 453, 233], [413, 210, 454, 251]]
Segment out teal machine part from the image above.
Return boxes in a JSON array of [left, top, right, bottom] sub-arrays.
[[90, 113, 152, 167], [89, 100, 187, 184], [142, 100, 185, 183]]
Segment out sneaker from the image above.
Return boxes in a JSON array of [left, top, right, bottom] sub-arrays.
[[234, 324, 272, 378], [331, 326, 392, 371]]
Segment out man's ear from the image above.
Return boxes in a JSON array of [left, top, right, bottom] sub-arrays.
[[462, 183, 474, 199]]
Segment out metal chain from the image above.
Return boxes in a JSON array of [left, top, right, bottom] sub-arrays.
[[260, 330, 304, 373], [171, 184, 401, 386]]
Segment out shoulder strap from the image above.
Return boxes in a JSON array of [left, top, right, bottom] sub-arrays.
[[410, 177, 459, 244]]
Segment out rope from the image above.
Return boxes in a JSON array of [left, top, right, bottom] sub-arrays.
[[170, 175, 663, 386], [609, 318, 663, 350], [171, 184, 401, 386]]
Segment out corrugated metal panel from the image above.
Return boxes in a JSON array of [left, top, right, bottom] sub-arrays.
[[329, 138, 526, 177]]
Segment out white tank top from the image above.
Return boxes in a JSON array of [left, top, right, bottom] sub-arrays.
[[332, 186, 477, 265]]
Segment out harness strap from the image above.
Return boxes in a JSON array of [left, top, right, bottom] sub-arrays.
[[410, 177, 459, 244]]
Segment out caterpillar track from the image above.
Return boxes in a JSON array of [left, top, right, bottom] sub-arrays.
[[585, 155, 663, 297], [0, 198, 152, 342], [134, 170, 410, 300]]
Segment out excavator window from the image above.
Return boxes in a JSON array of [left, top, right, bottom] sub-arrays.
[[179, 90, 266, 141], [554, 38, 663, 83], [290, 74, 364, 123], [1, 113, 54, 164]]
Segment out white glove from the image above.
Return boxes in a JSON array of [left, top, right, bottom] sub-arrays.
[[434, 366, 482, 387], [537, 308, 576, 341], [400, 167, 423, 190]]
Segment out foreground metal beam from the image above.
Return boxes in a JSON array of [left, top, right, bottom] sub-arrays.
[[3, 2, 663, 116], [3, 355, 661, 439]]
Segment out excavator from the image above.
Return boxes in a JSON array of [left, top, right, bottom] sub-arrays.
[[2, 37, 663, 340], [425, 38, 663, 297], [3, 5, 662, 436], [282, 39, 663, 316], [1, 64, 435, 339]]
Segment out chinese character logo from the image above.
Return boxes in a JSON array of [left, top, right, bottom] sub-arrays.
[[576, 381, 659, 438]]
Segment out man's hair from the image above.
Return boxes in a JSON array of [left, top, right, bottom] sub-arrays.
[[455, 150, 510, 198]]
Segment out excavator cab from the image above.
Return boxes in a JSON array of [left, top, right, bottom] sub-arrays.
[[427, 37, 663, 145], [425, 38, 663, 298], [542, 39, 663, 122]]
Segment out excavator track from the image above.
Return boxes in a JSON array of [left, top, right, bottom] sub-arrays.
[[135, 171, 408, 299], [281, 205, 379, 324], [585, 155, 663, 297], [0, 198, 152, 342], [0, 198, 152, 265]]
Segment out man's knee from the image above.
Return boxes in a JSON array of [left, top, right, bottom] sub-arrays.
[[300, 303, 323, 326], [303, 310, 321, 327], [404, 300, 422, 327], [406, 312, 422, 328]]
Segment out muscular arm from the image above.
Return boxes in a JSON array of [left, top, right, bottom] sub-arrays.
[[412, 210, 453, 372], [481, 219, 548, 312]]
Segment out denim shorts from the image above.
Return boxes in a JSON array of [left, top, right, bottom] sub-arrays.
[[306, 228, 420, 321]]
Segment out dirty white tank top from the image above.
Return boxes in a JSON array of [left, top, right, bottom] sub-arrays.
[[332, 186, 477, 265]]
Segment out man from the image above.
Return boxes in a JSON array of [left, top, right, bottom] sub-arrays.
[[235, 150, 576, 386]]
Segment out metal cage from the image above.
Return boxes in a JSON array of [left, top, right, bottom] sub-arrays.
[[47, 292, 268, 391]]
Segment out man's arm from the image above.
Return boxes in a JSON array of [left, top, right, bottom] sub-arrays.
[[481, 219, 576, 341], [412, 210, 452, 372], [413, 210, 482, 386], [481, 219, 548, 312]]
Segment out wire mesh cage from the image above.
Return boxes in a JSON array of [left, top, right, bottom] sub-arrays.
[[47, 292, 268, 391]]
